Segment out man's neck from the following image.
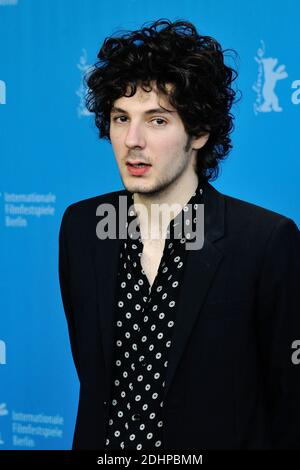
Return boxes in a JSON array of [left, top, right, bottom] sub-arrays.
[[132, 172, 199, 242]]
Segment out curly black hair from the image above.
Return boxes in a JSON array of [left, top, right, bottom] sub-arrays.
[[85, 18, 241, 183]]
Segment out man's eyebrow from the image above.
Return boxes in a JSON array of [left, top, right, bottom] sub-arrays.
[[110, 106, 175, 115]]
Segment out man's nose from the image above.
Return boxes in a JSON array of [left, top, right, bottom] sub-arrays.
[[124, 122, 146, 148]]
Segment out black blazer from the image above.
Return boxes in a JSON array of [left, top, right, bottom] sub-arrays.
[[58, 182, 300, 450]]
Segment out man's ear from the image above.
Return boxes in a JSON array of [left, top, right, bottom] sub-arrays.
[[192, 132, 210, 150]]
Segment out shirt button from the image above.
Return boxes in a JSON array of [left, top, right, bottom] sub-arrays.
[[132, 414, 141, 421]]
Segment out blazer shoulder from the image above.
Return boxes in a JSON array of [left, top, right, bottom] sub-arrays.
[[206, 186, 299, 246], [60, 188, 128, 227], [222, 191, 298, 230]]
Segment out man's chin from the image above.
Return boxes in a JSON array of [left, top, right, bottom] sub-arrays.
[[121, 174, 172, 196], [122, 178, 152, 194], [126, 186, 152, 195]]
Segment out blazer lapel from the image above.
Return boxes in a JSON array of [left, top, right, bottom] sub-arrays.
[[163, 183, 225, 401], [94, 190, 125, 398]]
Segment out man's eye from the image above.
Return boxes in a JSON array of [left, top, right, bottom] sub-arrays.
[[113, 115, 128, 123], [111, 116, 167, 125], [152, 118, 167, 126]]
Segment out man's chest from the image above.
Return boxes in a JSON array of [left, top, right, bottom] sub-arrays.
[[140, 239, 166, 288]]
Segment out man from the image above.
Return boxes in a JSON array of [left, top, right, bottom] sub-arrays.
[[59, 19, 300, 450]]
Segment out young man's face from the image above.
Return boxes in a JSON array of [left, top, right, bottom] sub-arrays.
[[109, 82, 208, 196]]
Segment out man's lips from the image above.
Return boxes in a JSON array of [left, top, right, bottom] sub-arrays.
[[126, 162, 152, 176]]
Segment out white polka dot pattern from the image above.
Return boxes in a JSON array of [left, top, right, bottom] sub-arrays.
[[104, 183, 204, 450]]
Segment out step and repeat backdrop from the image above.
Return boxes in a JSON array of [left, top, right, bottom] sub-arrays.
[[0, 0, 299, 450]]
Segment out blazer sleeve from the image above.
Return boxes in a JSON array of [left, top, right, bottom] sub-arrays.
[[58, 205, 81, 380], [257, 216, 300, 449]]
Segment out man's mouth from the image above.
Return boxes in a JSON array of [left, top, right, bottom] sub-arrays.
[[126, 162, 151, 168], [126, 162, 152, 176]]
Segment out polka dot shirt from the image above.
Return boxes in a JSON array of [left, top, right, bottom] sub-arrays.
[[104, 183, 204, 450]]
